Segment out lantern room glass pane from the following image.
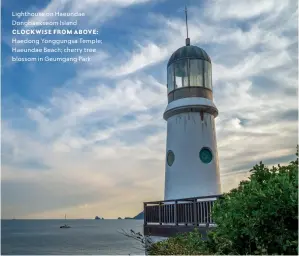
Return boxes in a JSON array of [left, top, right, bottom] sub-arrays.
[[204, 61, 212, 90], [167, 65, 174, 93], [208, 62, 213, 90], [189, 59, 203, 87], [174, 60, 188, 89]]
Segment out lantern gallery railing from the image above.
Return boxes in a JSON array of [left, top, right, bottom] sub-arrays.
[[144, 194, 222, 227]]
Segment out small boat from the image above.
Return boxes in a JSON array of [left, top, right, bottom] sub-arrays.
[[60, 224, 70, 228], [60, 214, 71, 228]]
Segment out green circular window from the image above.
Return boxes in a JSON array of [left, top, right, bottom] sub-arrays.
[[199, 147, 213, 164], [167, 150, 175, 166]]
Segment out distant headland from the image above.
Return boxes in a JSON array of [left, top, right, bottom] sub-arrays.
[[94, 211, 143, 220]]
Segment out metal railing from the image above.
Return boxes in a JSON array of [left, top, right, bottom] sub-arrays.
[[144, 194, 222, 226]]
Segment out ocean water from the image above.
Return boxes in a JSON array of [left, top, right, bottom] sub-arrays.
[[1, 219, 145, 255]]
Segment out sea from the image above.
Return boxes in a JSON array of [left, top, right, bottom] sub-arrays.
[[1, 219, 145, 255]]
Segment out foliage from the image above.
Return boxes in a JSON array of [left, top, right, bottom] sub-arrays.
[[136, 147, 298, 255], [148, 228, 210, 255], [209, 147, 298, 255]]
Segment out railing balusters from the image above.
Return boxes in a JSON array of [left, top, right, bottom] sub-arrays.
[[207, 201, 209, 223], [211, 201, 213, 222], [205, 201, 208, 223], [204, 201, 207, 223], [204, 201, 206, 223], [149, 207, 154, 222], [166, 205, 167, 223], [209, 202, 211, 223], [144, 195, 220, 226], [193, 199, 198, 226], [165, 205, 167, 223], [208, 201, 211, 223], [191, 203, 193, 223], [186, 203, 188, 223], [165, 205, 168, 223], [186, 203, 188, 224], [205, 202, 208, 223], [209, 201, 212, 223], [206, 201, 209, 223], [179, 204, 181, 224], [187, 203, 189, 224], [197, 201, 200, 223], [152, 206, 153, 222], [184, 203, 188, 225], [172, 204, 174, 223], [164, 205, 168, 223], [200, 201, 203, 224], [190, 203, 192, 223], [197, 202, 199, 223], [144, 203, 147, 225], [174, 200, 178, 225], [159, 202, 161, 225]]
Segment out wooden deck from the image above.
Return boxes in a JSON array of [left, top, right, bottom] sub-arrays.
[[143, 194, 222, 237]]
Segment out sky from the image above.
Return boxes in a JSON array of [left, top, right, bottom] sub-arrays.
[[1, 0, 298, 219]]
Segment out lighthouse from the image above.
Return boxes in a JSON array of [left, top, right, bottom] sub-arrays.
[[143, 9, 222, 239], [163, 10, 221, 201]]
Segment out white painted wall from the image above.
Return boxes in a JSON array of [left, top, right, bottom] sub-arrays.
[[164, 111, 221, 200]]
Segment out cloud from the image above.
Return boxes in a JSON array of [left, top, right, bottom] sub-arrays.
[[1, 72, 166, 218], [26, 0, 154, 27], [2, 0, 298, 219], [205, 0, 289, 21]]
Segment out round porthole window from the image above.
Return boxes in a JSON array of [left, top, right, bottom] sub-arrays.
[[167, 150, 175, 166], [199, 147, 213, 164]]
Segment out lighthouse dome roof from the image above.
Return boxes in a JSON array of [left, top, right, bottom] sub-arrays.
[[167, 45, 211, 67]]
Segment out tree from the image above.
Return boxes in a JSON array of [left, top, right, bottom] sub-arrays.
[[138, 147, 298, 255], [208, 147, 298, 255]]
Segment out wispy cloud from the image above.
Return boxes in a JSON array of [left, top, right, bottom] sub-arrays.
[[2, 0, 297, 219], [27, 0, 155, 26]]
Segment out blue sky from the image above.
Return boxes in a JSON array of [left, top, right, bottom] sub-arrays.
[[1, 0, 298, 219]]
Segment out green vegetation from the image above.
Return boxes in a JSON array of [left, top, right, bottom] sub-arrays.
[[131, 147, 298, 255], [205, 148, 298, 255]]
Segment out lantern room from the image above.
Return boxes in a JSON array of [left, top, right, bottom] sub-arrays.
[[167, 43, 213, 103]]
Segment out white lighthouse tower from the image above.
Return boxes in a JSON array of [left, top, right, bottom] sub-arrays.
[[163, 10, 221, 201]]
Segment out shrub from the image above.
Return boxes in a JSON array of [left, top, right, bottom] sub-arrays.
[[148, 228, 209, 255], [144, 147, 298, 255], [209, 147, 298, 255]]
